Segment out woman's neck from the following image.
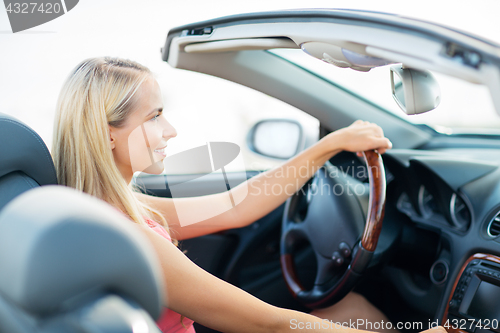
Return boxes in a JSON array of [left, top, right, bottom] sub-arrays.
[[115, 163, 134, 185]]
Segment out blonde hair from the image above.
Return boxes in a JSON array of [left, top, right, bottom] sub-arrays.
[[52, 57, 173, 240]]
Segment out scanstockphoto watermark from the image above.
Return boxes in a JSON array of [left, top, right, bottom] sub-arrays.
[[248, 175, 370, 197], [247, 161, 380, 197], [3, 0, 79, 33], [253, 159, 379, 181], [290, 319, 442, 331]]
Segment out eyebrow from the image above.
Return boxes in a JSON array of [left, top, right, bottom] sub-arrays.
[[146, 107, 163, 118]]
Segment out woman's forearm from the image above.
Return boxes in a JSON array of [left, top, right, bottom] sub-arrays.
[[232, 132, 340, 228]]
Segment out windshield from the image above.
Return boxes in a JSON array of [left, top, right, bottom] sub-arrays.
[[271, 49, 500, 135]]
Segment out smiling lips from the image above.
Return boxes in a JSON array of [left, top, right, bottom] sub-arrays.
[[154, 146, 167, 157]]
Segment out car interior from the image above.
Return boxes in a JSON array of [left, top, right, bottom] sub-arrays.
[[2, 8, 500, 333]]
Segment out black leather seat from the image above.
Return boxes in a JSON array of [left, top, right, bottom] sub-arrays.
[[0, 186, 164, 332], [0, 113, 164, 332], [0, 113, 58, 211]]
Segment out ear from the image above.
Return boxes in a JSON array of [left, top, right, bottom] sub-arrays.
[[108, 125, 116, 150]]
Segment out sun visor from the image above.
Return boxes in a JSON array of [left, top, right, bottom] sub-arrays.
[[300, 42, 393, 72], [184, 38, 298, 53]]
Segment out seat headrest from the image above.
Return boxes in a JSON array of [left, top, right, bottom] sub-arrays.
[[0, 186, 164, 319], [0, 113, 57, 186]]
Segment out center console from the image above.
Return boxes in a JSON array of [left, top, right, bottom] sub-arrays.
[[443, 254, 500, 333]]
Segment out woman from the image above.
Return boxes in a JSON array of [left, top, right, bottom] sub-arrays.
[[52, 57, 442, 333]]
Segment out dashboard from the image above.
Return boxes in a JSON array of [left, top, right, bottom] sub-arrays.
[[330, 148, 500, 328], [383, 149, 500, 329]]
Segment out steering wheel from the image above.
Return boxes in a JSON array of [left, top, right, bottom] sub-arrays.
[[280, 150, 386, 309]]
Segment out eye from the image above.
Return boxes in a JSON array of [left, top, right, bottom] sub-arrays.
[[150, 110, 162, 122]]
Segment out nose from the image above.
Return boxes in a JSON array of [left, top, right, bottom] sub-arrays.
[[161, 117, 177, 140]]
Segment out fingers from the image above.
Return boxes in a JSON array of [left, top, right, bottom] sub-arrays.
[[367, 122, 384, 137], [370, 137, 392, 151], [352, 120, 384, 137], [355, 138, 392, 156], [385, 138, 393, 149], [374, 124, 384, 137], [357, 148, 386, 156], [357, 148, 387, 156], [346, 120, 392, 153]]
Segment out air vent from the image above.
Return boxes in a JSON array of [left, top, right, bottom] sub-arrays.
[[487, 212, 500, 237]]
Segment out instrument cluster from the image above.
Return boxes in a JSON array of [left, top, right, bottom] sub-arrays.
[[390, 158, 473, 233]]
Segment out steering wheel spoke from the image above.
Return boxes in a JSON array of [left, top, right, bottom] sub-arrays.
[[314, 254, 339, 285], [281, 220, 307, 252]]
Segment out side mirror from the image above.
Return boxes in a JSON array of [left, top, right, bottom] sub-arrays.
[[390, 65, 441, 115], [247, 119, 303, 159]]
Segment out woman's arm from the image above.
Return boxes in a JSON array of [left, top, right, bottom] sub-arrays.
[[138, 224, 445, 333], [138, 121, 392, 240]]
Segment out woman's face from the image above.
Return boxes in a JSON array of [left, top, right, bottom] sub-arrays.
[[110, 76, 177, 182]]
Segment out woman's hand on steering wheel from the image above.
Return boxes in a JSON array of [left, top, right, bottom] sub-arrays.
[[322, 120, 393, 156]]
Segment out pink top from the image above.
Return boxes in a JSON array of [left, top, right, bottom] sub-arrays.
[[145, 217, 196, 333]]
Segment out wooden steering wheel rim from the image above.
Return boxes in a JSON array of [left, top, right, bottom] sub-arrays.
[[360, 150, 387, 251]]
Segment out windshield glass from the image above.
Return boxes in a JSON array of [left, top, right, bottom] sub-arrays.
[[271, 49, 500, 135]]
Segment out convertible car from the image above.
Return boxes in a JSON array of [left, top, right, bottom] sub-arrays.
[[1, 8, 500, 333]]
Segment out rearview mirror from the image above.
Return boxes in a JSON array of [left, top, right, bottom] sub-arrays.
[[390, 65, 441, 115]]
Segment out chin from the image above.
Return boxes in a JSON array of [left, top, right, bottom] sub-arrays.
[[141, 161, 165, 175]]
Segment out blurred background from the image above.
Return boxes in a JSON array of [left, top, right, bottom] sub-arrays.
[[1, 0, 500, 172]]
